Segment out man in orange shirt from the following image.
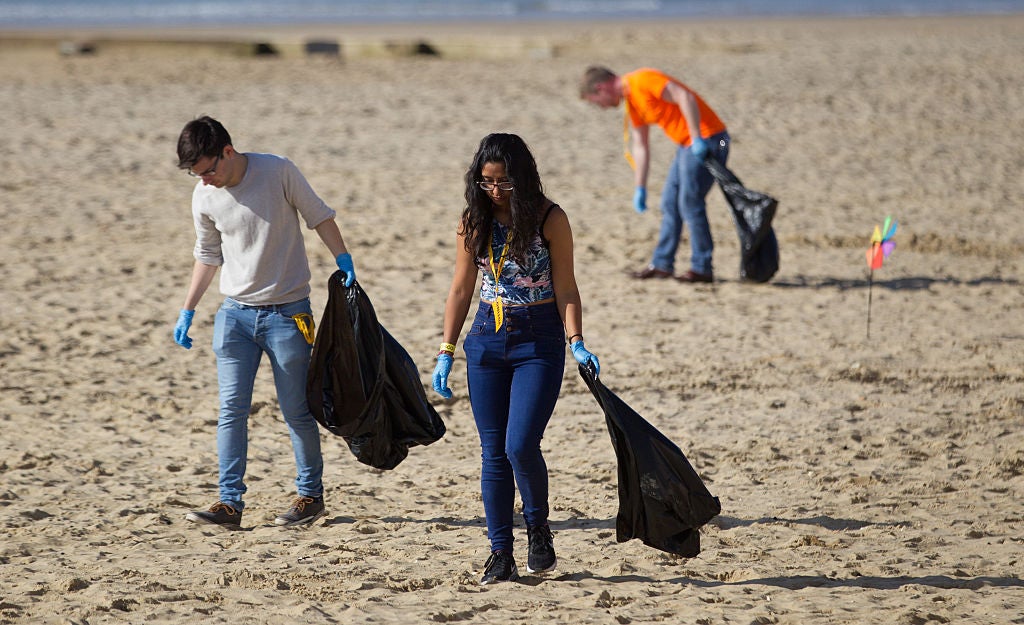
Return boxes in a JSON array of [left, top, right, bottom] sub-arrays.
[[581, 66, 730, 283]]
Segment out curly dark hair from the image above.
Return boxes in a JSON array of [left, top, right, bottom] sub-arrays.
[[461, 133, 546, 263]]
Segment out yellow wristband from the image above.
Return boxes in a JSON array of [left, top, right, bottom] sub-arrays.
[[440, 342, 456, 354]]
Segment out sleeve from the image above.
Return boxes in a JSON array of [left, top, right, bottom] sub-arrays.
[[280, 158, 337, 229], [626, 70, 670, 126], [191, 194, 224, 266]]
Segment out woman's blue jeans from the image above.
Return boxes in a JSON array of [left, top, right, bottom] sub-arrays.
[[211, 297, 323, 509], [651, 131, 730, 275], [463, 301, 565, 553]]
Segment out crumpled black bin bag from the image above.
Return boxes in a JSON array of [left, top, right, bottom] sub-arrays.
[[579, 365, 721, 557], [306, 272, 446, 470], [704, 155, 780, 283]]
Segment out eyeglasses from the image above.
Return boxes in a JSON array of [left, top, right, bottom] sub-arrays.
[[188, 154, 221, 178], [478, 180, 514, 192]]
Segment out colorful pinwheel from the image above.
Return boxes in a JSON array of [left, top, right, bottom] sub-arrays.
[[865, 216, 897, 339]]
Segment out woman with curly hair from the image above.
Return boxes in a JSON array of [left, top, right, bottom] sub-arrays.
[[432, 133, 600, 584]]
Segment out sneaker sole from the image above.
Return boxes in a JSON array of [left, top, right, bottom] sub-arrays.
[[273, 508, 327, 527], [526, 558, 557, 574], [480, 562, 520, 585], [184, 512, 241, 530], [480, 573, 520, 585]]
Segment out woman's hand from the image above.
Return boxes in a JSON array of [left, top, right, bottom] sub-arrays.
[[570, 340, 600, 377], [432, 353, 454, 398]]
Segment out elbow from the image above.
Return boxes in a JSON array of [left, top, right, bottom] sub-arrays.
[[447, 285, 475, 307]]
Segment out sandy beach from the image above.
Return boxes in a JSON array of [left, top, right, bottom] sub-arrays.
[[1, 14, 1023, 624]]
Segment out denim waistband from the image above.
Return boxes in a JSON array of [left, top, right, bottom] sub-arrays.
[[479, 297, 556, 309], [476, 299, 559, 319], [223, 297, 309, 313]]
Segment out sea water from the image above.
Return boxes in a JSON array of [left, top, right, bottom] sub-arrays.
[[1, 0, 1022, 29]]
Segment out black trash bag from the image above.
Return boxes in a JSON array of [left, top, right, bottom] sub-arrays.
[[306, 272, 446, 470], [704, 156, 780, 283], [745, 226, 779, 284], [578, 365, 721, 557]]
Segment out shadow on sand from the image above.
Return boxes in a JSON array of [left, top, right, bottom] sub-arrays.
[[772, 275, 1021, 291]]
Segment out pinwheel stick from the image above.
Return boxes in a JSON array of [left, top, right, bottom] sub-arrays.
[[866, 267, 874, 340]]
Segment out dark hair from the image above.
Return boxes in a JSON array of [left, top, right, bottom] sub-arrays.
[[176, 116, 232, 169], [461, 133, 545, 262]]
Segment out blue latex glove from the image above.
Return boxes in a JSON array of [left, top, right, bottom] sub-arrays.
[[432, 353, 454, 399], [335, 253, 356, 287], [690, 136, 709, 161], [174, 309, 195, 350], [570, 340, 600, 377], [632, 186, 647, 214]]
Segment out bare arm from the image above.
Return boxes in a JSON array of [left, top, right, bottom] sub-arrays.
[[314, 218, 349, 257], [663, 82, 703, 145], [441, 228, 480, 347], [543, 205, 584, 343], [181, 260, 219, 310], [630, 124, 651, 188]]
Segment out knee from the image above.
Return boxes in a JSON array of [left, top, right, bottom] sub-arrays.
[[660, 197, 682, 219], [682, 198, 709, 219], [282, 407, 316, 427], [217, 409, 248, 428], [479, 443, 508, 466], [505, 439, 542, 470]]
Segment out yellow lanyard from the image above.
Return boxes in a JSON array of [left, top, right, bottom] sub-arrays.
[[623, 98, 637, 171], [488, 229, 511, 332]]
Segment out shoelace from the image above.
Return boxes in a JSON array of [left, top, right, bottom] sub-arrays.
[[209, 502, 237, 515], [485, 550, 511, 571], [289, 496, 316, 512], [529, 526, 553, 554]]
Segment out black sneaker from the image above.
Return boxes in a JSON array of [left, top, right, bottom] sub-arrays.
[[274, 495, 326, 527], [480, 550, 519, 585], [185, 501, 242, 529], [526, 524, 557, 573]]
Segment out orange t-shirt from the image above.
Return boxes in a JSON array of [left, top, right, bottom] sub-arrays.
[[623, 68, 726, 147]]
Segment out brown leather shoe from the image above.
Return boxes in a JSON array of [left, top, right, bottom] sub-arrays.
[[630, 265, 672, 280], [675, 269, 714, 283]]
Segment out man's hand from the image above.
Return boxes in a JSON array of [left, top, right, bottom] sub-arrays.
[[335, 253, 356, 287], [632, 187, 647, 214], [690, 136, 709, 161], [174, 309, 195, 349]]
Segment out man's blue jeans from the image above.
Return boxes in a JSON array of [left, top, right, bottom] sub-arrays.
[[463, 301, 564, 553], [211, 297, 323, 509], [651, 131, 730, 275]]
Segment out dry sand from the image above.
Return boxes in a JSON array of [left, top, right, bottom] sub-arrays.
[[1, 14, 1022, 625]]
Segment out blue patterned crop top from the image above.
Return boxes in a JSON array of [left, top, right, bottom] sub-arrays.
[[476, 207, 556, 305]]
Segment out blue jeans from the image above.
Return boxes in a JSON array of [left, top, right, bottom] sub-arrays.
[[211, 297, 323, 509], [463, 301, 565, 553], [651, 131, 730, 275]]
